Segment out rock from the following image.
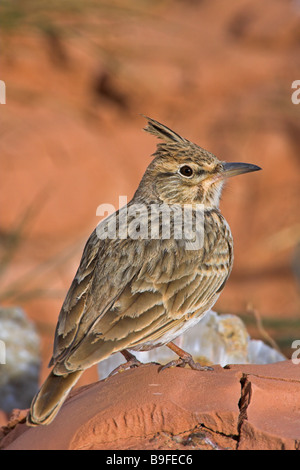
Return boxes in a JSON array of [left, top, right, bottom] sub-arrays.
[[227, 362, 300, 450], [97, 310, 286, 379], [0, 307, 40, 413], [0, 411, 7, 427], [1, 360, 299, 450], [248, 339, 285, 364]]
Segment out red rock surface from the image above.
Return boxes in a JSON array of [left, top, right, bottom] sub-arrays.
[[1, 0, 300, 443], [0, 1, 300, 387], [1, 361, 299, 450]]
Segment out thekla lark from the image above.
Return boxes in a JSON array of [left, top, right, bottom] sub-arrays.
[[28, 116, 261, 426]]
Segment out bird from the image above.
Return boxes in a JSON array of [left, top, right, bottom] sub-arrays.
[[27, 116, 261, 426]]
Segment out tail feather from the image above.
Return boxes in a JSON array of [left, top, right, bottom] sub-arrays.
[[27, 369, 83, 426]]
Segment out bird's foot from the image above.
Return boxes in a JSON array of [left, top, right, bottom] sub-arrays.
[[159, 353, 213, 372], [107, 350, 142, 378], [159, 341, 213, 372]]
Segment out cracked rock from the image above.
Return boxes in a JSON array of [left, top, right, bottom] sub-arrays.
[[1, 360, 299, 450]]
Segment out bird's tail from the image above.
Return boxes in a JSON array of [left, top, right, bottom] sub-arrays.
[[27, 369, 83, 426]]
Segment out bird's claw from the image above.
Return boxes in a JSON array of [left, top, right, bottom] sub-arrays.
[[107, 357, 142, 378], [158, 354, 213, 372]]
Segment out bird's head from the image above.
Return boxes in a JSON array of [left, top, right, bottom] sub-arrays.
[[134, 116, 261, 209]]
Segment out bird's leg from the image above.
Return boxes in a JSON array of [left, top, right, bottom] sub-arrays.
[[107, 349, 142, 377], [159, 341, 213, 372], [121, 349, 142, 365]]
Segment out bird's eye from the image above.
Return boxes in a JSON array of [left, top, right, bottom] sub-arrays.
[[179, 165, 193, 177]]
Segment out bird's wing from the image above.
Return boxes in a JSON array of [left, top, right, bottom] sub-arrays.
[[51, 209, 233, 373], [55, 224, 232, 372], [95, 232, 232, 351], [50, 225, 145, 367]]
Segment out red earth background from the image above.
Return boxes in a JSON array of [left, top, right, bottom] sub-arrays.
[[1, 0, 300, 387]]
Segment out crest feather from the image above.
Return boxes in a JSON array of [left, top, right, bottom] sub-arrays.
[[142, 115, 186, 144]]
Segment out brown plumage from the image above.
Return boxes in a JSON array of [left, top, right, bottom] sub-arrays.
[[27, 116, 261, 426]]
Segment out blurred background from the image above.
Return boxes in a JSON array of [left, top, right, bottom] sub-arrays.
[[0, 0, 300, 414]]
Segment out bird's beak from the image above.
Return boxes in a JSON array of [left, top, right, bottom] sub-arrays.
[[221, 162, 261, 179]]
